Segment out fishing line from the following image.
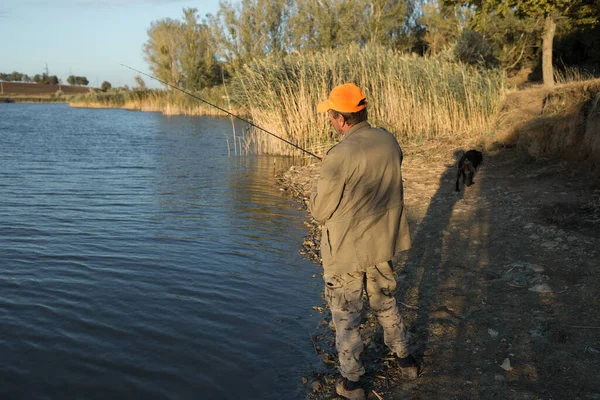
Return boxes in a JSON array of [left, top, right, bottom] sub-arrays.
[[120, 64, 321, 160]]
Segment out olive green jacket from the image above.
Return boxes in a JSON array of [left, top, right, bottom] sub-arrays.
[[309, 121, 411, 274]]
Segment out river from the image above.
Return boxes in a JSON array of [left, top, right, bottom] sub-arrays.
[[0, 103, 323, 399]]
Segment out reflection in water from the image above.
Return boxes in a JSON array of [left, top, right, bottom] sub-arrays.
[[0, 105, 321, 400]]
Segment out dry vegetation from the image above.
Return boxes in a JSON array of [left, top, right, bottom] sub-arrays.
[[487, 79, 600, 173], [235, 44, 506, 156], [69, 87, 230, 116]]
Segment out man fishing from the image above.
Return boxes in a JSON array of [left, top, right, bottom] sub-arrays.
[[309, 83, 418, 400]]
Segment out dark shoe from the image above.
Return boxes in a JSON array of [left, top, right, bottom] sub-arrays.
[[335, 377, 366, 400], [397, 354, 419, 380]]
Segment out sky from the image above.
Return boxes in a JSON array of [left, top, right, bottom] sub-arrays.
[[0, 0, 223, 88]]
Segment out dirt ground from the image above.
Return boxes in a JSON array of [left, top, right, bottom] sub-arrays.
[[277, 139, 600, 399]]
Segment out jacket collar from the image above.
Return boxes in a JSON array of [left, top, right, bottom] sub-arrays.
[[341, 121, 371, 141]]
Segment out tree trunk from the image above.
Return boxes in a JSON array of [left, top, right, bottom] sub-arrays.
[[542, 14, 556, 88]]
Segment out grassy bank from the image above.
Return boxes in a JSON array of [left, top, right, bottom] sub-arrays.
[[491, 79, 600, 174]]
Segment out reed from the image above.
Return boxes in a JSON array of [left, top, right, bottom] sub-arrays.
[[232, 43, 507, 156], [554, 66, 595, 85], [69, 87, 232, 116]]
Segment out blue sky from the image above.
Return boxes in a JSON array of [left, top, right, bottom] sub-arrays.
[[0, 0, 222, 88]]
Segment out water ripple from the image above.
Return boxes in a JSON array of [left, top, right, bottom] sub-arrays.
[[0, 104, 320, 399]]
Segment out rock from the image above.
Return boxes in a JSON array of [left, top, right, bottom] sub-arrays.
[[527, 264, 545, 273], [488, 328, 499, 338], [529, 284, 552, 293], [302, 376, 308, 384], [500, 358, 512, 371], [311, 381, 322, 392], [494, 374, 506, 382], [322, 353, 336, 366]]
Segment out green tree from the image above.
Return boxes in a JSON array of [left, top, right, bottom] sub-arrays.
[[419, 1, 471, 55], [144, 8, 221, 90], [101, 81, 112, 91], [446, 0, 599, 86], [286, 0, 359, 50], [75, 76, 89, 86], [179, 7, 219, 90], [209, 0, 290, 71], [361, 0, 418, 50], [67, 75, 76, 85], [144, 17, 183, 86], [47, 75, 59, 85], [8, 71, 24, 81]]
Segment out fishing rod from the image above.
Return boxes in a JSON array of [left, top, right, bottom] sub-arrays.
[[121, 64, 322, 160]]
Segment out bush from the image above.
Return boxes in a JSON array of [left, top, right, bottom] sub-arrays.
[[454, 30, 499, 69]]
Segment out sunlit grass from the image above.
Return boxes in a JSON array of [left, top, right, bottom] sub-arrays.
[[232, 43, 507, 156], [69, 87, 230, 116]]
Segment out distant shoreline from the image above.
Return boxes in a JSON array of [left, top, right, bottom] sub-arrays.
[[0, 96, 71, 103]]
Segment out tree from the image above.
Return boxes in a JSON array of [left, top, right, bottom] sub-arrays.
[[101, 81, 112, 91], [75, 76, 89, 86], [67, 75, 76, 85], [360, 0, 418, 50], [208, 0, 289, 71], [445, 0, 599, 87], [179, 7, 220, 90], [8, 71, 24, 81], [419, 1, 471, 55], [144, 8, 221, 90], [144, 17, 184, 86]]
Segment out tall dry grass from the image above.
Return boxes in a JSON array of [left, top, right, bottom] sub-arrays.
[[554, 66, 595, 85], [232, 43, 507, 156], [69, 87, 231, 116]]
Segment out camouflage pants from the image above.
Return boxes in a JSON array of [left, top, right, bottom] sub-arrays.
[[323, 261, 409, 382]]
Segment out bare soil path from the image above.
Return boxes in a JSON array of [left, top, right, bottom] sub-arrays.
[[278, 141, 600, 399]]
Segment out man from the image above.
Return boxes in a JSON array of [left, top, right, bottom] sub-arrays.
[[309, 83, 417, 400]]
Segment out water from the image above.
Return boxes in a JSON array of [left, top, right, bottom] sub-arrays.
[[0, 104, 323, 399]]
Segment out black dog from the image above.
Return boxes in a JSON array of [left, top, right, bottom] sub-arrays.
[[455, 150, 483, 192]]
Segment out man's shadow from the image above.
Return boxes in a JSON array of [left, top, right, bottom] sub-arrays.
[[395, 149, 475, 364]]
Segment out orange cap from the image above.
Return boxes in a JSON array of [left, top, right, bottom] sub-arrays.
[[317, 83, 367, 113]]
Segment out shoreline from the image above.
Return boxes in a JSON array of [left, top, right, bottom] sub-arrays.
[[275, 139, 600, 399], [0, 96, 71, 103]]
